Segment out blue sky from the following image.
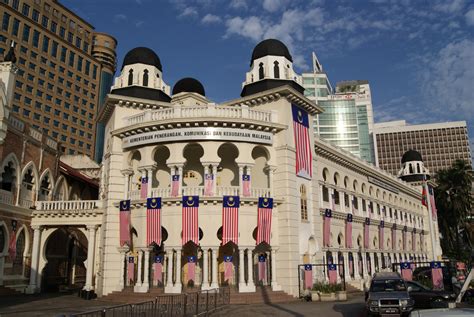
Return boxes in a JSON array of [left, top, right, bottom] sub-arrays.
[[63, 0, 474, 152]]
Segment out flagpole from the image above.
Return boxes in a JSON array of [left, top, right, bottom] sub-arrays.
[[424, 175, 437, 261]]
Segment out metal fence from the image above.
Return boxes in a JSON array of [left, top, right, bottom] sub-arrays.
[[297, 263, 346, 298], [70, 287, 230, 317]]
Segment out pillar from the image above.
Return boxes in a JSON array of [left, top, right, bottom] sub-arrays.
[[369, 253, 375, 276], [270, 248, 281, 291], [238, 248, 245, 290], [141, 248, 151, 292], [268, 166, 275, 197], [247, 166, 252, 195], [212, 164, 218, 195], [147, 168, 153, 198], [26, 226, 42, 294], [164, 248, 181, 293], [202, 248, 210, 290], [210, 248, 218, 289], [344, 251, 351, 281], [166, 249, 173, 287], [134, 250, 143, 292], [246, 248, 255, 291], [122, 170, 132, 199], [177, 165, 183, 195], [83, 225, 97, 292], [238, 165, 244, 194], [354, 253, 360, 279], [175, 248, 182, 288]]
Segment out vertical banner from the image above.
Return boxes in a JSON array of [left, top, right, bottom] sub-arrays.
[[127, 256, 135, 283], [153, 255, 163, 285], [256, 197, 273, 245], [392, 224, 397, 250], [204, 173, 214, 196], [400, 262, 412, 281], [171, 175, 180, 197], [119, 200, 131, 247], [182, 196, 199, 246], [345, 214, 353, 248], [364, 218, 370, 249], [258, 255, 266, 282], [328, 264, 337, 284], [379, 221, 384, 250], [146, 197, 162, 246], [431, 261, 444, 290], [429, 186, 438, 220], [188, 256, 196, 282], [291, 104, 312, 179], [224, 255, 233, 282], [222, 196, 240, 245], [304, 264, 313, 290], [323, 209, 332, 247], [140, 176, 148, 199], [242, 174, 251, 197]]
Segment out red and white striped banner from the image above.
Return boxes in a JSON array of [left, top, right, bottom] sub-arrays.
[[256, 198, 273, 245], [119, 200, 131, 247], [182, 196, 199, 245], [171, 175, 180, 197], [140, 177, 148, 199], [292, 104, 312, 179], [204, 173, 214, 196], [146, 198, 162, 246], [222, 196, 239, 245]]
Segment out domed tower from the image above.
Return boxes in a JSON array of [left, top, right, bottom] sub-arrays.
[[171, 77, 208, 106], [241, 39, 303, 97], [398, 149, 430, 182], [110, 47, 171, 102]]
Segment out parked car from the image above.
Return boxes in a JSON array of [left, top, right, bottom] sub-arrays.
[[406, 280, 456, 308], [365, 272, 414, 316], [412, 266, 454, 291]]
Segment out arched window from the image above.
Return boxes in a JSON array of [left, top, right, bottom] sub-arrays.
[[143, 69, 149, 86], [128, 69, 133, 85], [408, 163, 413, 174], [273, 61, 280, 78], [258, 62, 264, 80], [300, 185, 308, 220], [1, 162, 16, 192], [38, 175, 51, 201], [416, 163, 420, 173]]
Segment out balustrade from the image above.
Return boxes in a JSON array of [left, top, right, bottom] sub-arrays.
[[129, 186, 272, 199], [0, 189, 13, 205], [216, 186, 240, 196], [36, 200, 101, 211]]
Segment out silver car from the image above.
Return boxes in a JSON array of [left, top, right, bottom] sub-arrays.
[[366, 272, 415, 316]]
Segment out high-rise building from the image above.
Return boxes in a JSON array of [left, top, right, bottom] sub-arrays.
[[373, 120, 472, 176], [0, 0, 117, 158], [302, 53, 375, 163]]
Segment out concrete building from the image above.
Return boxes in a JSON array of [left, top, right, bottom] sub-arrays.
[[0, 0, 117, 158], [373, 120, 472, 176], [302, 53, 375, 163]]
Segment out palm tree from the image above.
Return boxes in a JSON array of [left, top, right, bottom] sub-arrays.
[[434, 159, 473, 261]]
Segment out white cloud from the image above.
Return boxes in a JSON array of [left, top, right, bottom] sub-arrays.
[[113, 14, 127, 23], [202, 13, 222, 24], [225, 16, 267, 42], [433, 0, 465, 14], [262, 0, 291, 13], [135, 20, 145, 27], [229, 0, 248, 10], [465, 8, 474, 25], [179, 7, 198, 18]]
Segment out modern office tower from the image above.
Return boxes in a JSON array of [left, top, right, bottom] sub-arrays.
[[0, 0, 117, 158], [302, 53, 375, 163], [373, 120, 472, 176]]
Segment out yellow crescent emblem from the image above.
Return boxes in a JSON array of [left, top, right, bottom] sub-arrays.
[[262, 198, 269, 207], [297, 110, 303, 123], [150, 199, 158, 208], [228, 197, 235, 207], [187, 196, 195, 206]]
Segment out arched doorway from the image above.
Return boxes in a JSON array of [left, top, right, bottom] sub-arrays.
[[42, 227, 87, 292]]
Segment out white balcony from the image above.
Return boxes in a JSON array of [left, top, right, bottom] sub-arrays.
[[35, 200, 103, 215], [129, 186, 271, 200], [0, 189, 14, 205]]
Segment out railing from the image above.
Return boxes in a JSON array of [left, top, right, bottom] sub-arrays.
[[36, 200, 102, 211], [124, 104, 274, 126], [70, 287, 230, 317], [0, 189, 14, 205], [182, 186, 204, 196], [131, 186, 271, 199], [216, 186, 239, 196], [19, 198, 33, 209], [251, 187, 271, 197]]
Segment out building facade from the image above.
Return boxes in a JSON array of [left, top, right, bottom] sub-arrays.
[[373, 120, 472, 176], [0, 0, 117, 158]]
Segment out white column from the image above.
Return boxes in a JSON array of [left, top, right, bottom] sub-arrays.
[[134, 250, 143, 291], [363, 252, 369, 278], [147, 168, 153, 198], [175, 248, 182, 288], [247, 166, 252, 194], [122, 171, 131, 199], [201, 248, 210, 290], [83, 225, 97, 291], [246, 248, 255, 291], [354, 253, 360, 279], [369, 253, 375, 276], [238, 165, 244, 194], [212, 164, 217, 195], [165, 249, 182, 293], [238, 248, 245, 290], [268, 166, 275, 197], [26, 226, 42, 294], [210, 247, 219, 289], [270, 248, 281, 291], [116, 246, 129, 290], [141, 248, 151, 292], [344, 252, 351, 281], [166, 249, 173, 287], [177, 165, 183, 195]]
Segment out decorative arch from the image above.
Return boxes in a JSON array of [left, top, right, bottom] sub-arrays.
[[343, 176, 349, 189], [251, 145, 270, 189], [128, 69, 134, 85], [183, 143, 205, 187], [52, 175, 68, 201], [217, 143, 240, 187], [152, 145, 171, 188], [0, 152, 20, 191], [333, 172, 340, 186], [143, 69, 149, 86], [38, 168, 55, 201], [353, 180, 359, 192], [0, 220, 9, 256], [322, 168, 329, 182], [258, 62, 264, 80], [273, 61, 280, 78]]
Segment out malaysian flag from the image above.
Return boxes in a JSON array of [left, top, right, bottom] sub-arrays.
[[304, 264, 313, 290], [328, 264, 337, 285], [379, 221, 384, 250], [146, 197, 162, 246], [403, 226, 407, 250], [140, 177, 148, 199], [204, 173, 214, 196], [224, 255, 233, 282], [127, 256, 135, 283], [119, 200, 131, 247], [171, 175, 180, 197], [188, 256, 196, 282], [400, 262, 412, 281], [291, 104, 312, 179], [345, 213, 352, 248], [153, 256, 163, 285], [364, 218, 370, 249], [429, 186, 438, 221], [182, 196, 199, 245], [258, 255, 266, 282], [256, 197, 273, 245], [323, 209, 332, 247], [392, 225, 397, 249], [242, 174, 251, 197], [421, 180, 428, 208], [8, 229, 16, 261], [222, 196, 239, 245]]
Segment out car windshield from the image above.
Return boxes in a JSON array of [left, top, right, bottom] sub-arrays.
[[370, 279, 407, 292]]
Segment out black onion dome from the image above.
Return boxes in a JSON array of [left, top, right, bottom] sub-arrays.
[[121, 47, 162, 71], [172, 77, 205, 96], [401, 149, 423, 163], [251, 39, 293, 65]]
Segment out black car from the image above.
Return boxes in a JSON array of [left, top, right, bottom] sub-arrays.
[[412, 266, 454, 291], [406, 280, 456, 308]]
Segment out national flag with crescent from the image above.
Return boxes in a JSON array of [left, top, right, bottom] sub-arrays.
[[182, 196, 199, 245], [8, 229, 16, 261], [242, 174, 251, 197], [119, 200, 131, 247], [146, 197, 162, 246], [224, 255, 233, 282], [364, 217, 370, 249], [188, 256, 196, 282], [140, 177, 148, 199], [204, 173, 214, 196], [127, 256, 135, 283], [292, 104, 312, 179], [345, 213, 353, 248], [328, 264, 337, 284], [171, 175, 180, 197], [379, 221, 384, 250], [431, 261, 444, 290], [256, 197, 273, 245], [258, 255, 266, 282], [323, 209, 332, 247], [153, 256, 163, 284], [400, 262, 412, 281], [222, 196, 239, 245], [304, 264, 313, 289], [429, 186, 438, 221]]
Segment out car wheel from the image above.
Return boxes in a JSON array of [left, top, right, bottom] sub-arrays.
[[431, 297, 447, 308]]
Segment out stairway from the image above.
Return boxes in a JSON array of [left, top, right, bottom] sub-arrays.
[[229, 286, 296, 304], [101, 287, 165, 303]]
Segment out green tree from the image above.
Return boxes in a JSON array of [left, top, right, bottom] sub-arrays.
[[434, 159, 473, 261]]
